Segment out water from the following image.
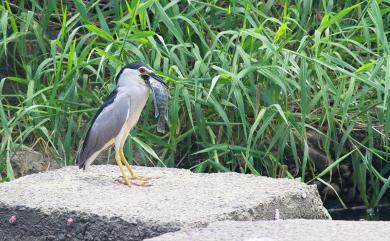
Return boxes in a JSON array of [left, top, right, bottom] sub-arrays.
[[329, 205, 390, 221]]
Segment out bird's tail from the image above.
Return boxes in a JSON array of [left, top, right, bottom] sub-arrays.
[[76, 143, 89, 170]]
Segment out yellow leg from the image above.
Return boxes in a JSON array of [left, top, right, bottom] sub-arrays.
[[119, 149, 151, 186], [119, 150, 138, 178], [115, 152, 131, 186]]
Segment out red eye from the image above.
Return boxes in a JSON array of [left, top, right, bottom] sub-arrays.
[[138, 67, 146, 73]]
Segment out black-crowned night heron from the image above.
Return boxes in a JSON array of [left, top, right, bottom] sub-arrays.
[[76, 62, 167, 186]]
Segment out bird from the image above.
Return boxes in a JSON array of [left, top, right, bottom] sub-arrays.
[[76, 62, 166, 186]]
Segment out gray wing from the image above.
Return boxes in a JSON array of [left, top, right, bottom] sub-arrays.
[[77, 92, 130, 169]]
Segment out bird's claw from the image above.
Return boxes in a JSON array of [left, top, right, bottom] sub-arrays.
[[129, 175, 160, 181], [116, 177, 152, 187]]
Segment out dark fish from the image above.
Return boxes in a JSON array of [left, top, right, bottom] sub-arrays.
[[147, 73, 169, 133]]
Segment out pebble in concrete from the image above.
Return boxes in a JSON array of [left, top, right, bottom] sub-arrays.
[[0, 165, 329, 241], [146, 219, 390, 241]]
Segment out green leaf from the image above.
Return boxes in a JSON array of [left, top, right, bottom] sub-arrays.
[[42, 0, 56, 31], [85, 24, 113, 42], [73, 0, 90, 24], [274, 22, 287, 42], [131, 136, 165, 167], [153, 2, 184, 44], [310, 149, 356, 181], [206, 75, 221, 101], [355, 60, 376, 73], [318, 2, 362, 32]]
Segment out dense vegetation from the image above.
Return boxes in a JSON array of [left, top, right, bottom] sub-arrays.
[[0, 0, 389, 209]]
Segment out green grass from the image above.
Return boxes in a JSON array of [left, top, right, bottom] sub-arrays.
[[0, 0, 389, 208]]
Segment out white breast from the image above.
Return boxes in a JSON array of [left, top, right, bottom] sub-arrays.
[[125, 83, 150, 128], [114, 68, 152, 148], [114, 77, 150, 148]]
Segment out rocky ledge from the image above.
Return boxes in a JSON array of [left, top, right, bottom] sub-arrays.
[[0, 165, 329, 241]]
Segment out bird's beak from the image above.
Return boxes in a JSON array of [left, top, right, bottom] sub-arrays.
[[149, 72, 169, 88]]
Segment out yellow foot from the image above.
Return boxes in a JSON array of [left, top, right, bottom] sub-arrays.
[[116, 177, 152, 187], [129, 175, 160, 181], [117, 149, 158, 186]]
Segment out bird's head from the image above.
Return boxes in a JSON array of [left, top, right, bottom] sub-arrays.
[[115, 62, 152, 87], [115, 62, 167, 88]]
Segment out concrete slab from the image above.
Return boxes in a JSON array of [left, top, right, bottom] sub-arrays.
[[146, 219, 390, 241], [0, 165, 329, 241]]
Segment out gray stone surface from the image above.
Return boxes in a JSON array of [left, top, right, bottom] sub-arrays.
[[146, 219, 390, 241], [11, 149, 60, 178], [0, 165, 329, 241]]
